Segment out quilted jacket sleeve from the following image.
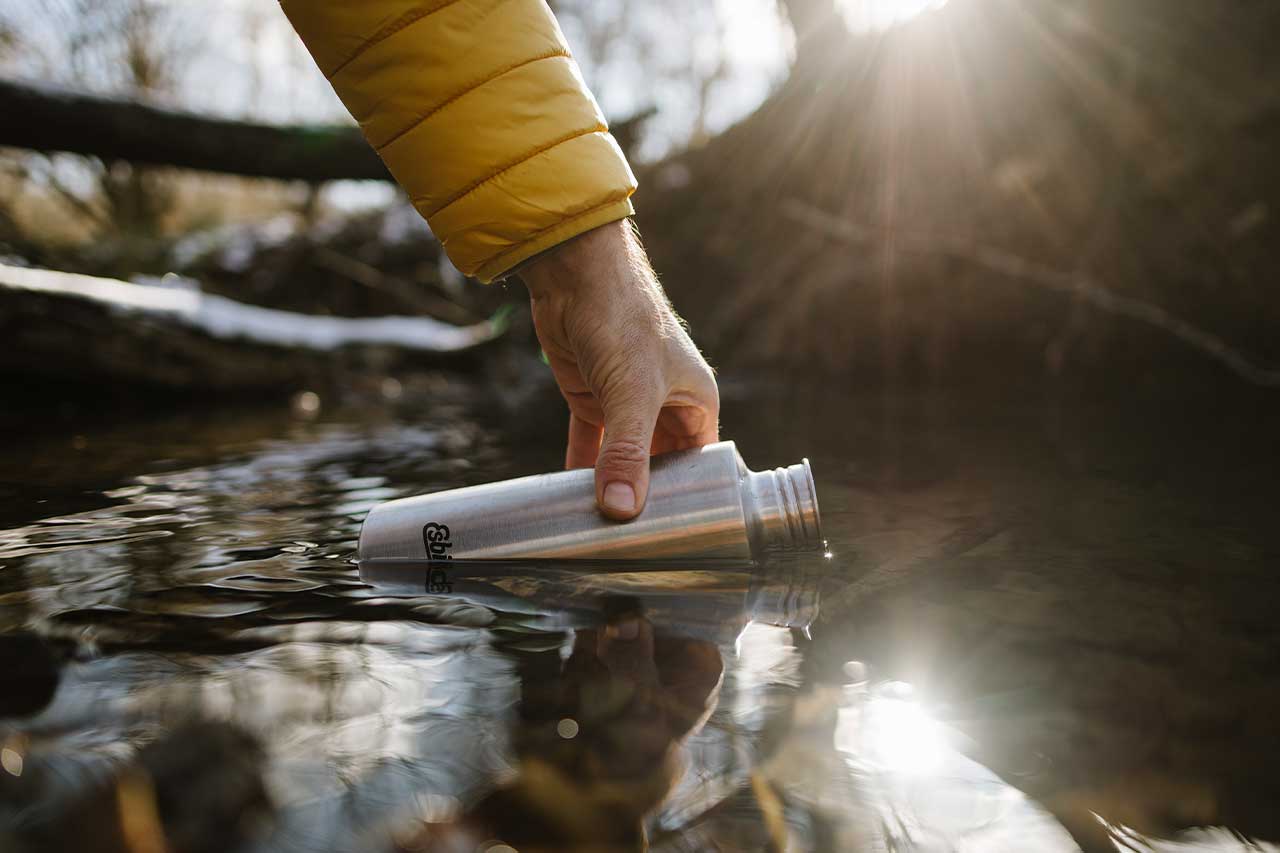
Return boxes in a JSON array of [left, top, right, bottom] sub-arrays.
[[280, 0, 638, 283]]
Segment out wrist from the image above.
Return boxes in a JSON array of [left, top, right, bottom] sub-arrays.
[[520, 218, 635, 299]]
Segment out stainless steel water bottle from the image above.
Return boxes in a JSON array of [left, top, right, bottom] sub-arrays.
[[357, 440, 822, 561]]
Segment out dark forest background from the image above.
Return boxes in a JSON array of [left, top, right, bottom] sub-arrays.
[[2, 0, 1278, 394]]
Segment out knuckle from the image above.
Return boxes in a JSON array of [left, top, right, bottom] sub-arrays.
[[596, 437, 650, 471], [695, 363, 719, 397], [670, 357, 719, 412]]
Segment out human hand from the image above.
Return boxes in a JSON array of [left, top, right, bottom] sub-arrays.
[[520, 220, 719, 521], [562, 612, 722, 796], [402, 615, 722, 852]]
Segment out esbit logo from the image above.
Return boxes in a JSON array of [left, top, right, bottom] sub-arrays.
[[427, 567, 452, 594], [423, 522, 454, 561]]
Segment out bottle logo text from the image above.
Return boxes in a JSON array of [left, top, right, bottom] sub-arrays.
[[423, 522, 454, 562]]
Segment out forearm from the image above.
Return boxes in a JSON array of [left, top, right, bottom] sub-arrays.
[[280, 0, 637, 282]]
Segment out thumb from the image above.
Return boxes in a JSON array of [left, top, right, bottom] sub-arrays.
[[595, 384, 661, 521]]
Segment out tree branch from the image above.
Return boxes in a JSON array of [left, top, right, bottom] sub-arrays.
[[781, 199, 1280, 388]]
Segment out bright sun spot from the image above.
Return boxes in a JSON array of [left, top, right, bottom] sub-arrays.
[[862, 691, 946, 774], [836, 0, 949, 31]]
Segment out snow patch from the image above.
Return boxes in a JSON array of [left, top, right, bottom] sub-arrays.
[[1, 263, 496, 353]]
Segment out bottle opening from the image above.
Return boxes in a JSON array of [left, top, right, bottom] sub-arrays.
[[748, 459, 824, 552]]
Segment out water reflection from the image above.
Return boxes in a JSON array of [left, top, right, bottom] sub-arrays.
[[2, 391, 1278, 851], [834, 674, 1078, 851], [398, 607, 724, 851]]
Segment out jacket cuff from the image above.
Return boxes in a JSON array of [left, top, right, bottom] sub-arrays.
[[472, 197, 635, 284]]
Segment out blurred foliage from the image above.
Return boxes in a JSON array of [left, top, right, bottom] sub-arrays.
[[552, 0, 789, 156], [0, 0, 781, 259], [1, 0, 188, 241], [1, 0, 1277, 385], [640, 0, 1280, 383]]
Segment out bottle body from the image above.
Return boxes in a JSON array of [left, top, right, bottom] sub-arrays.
[[357, 440, 822, 562]]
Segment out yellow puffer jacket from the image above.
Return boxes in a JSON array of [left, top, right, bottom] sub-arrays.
[[281, 0, 637, 283]]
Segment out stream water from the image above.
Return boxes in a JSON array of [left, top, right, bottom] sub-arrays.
[[1, 378, 1277, 852]]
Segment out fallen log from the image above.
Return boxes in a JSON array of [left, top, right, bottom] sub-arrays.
[[0, 79, 391, 183], [0, 263, 502, 391], [0, 79, 656, 183]]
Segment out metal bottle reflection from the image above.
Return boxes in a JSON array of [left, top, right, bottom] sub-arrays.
[[359, 558, 822, 647]]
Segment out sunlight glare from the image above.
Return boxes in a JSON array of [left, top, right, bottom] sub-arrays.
[[836, 0, 949, 31], [862, 690, 946, 774]]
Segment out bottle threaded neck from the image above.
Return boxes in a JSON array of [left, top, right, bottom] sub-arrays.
[[746, 459, 823, 551]]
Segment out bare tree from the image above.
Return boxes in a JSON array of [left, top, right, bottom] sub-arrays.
[[1, 0, 193, 238]]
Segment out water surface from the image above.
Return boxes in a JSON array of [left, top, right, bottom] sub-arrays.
[[2, 379, 1277, 852]]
